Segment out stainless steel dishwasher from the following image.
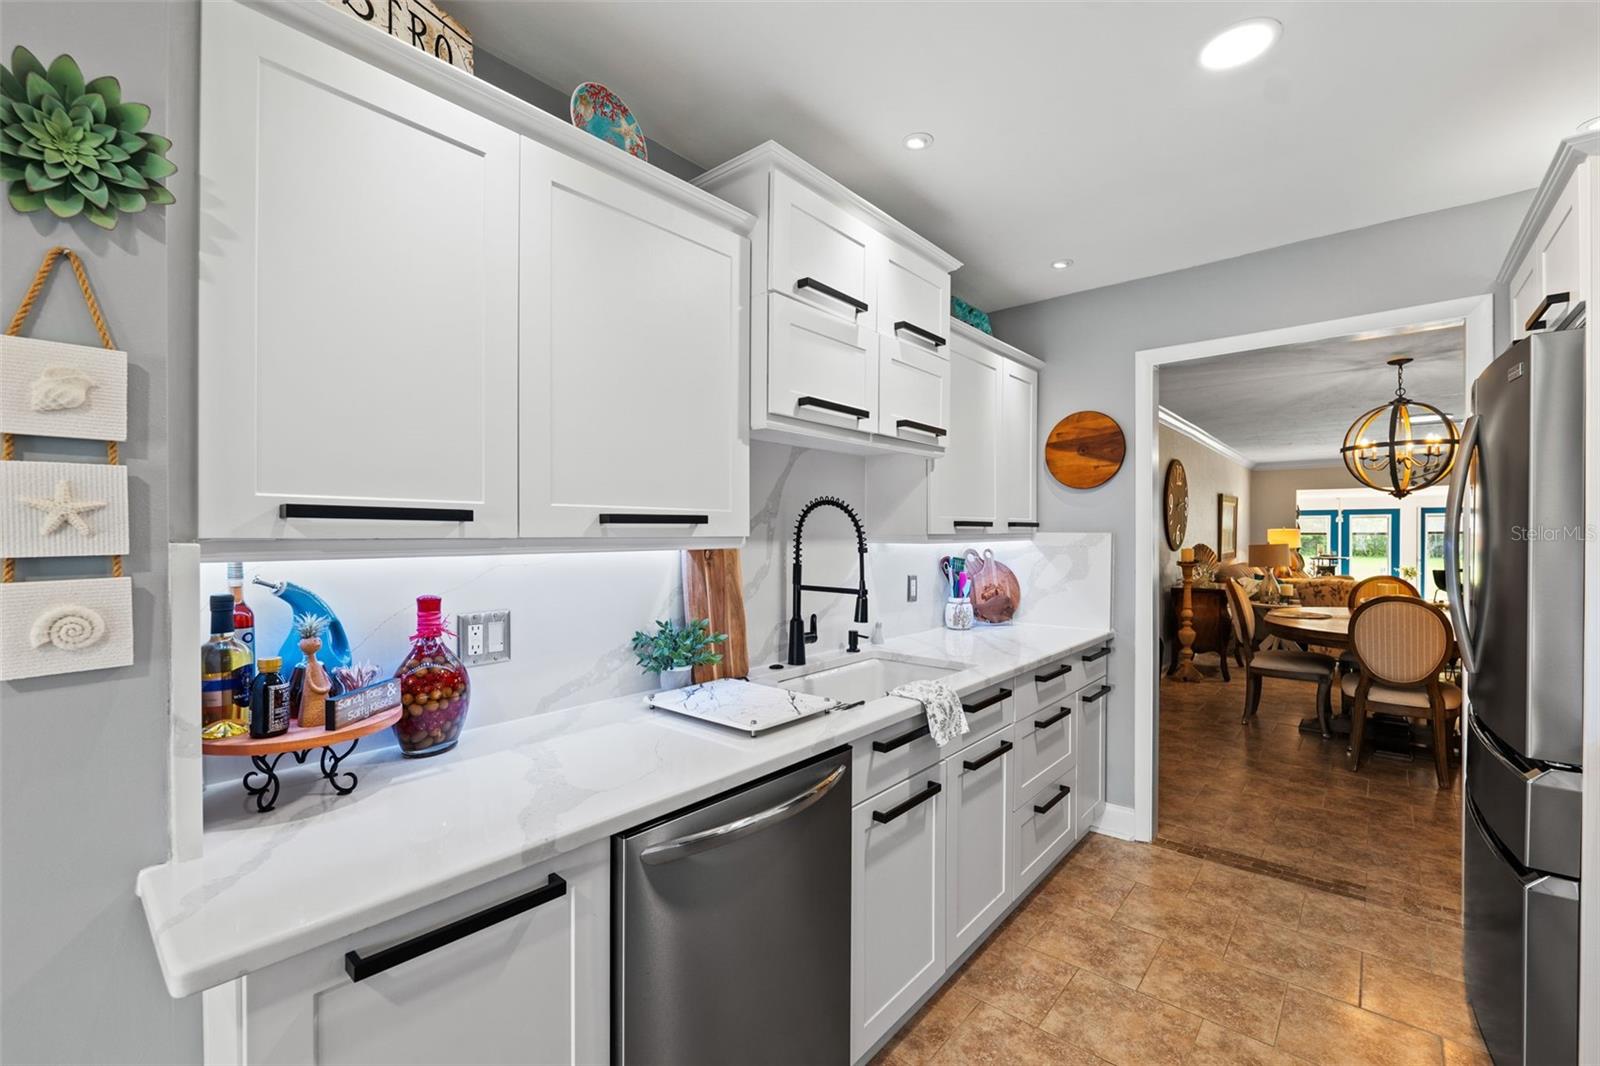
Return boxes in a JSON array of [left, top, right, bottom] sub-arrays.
[[614, 747, 851, 1065]]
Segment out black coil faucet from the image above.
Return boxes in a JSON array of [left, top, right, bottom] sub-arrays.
[[787, 496, 869, 667]]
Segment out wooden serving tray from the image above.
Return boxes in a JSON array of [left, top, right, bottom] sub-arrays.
[[201, 705, 402, 757]]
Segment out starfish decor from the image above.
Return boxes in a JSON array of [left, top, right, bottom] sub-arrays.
[[18, 478, 106, 536]]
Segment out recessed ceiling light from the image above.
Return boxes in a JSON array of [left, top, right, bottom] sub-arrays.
[[1051, 259, 1074, 270], [1582, 116, 1600, 133], [1199, 17, 1282, 71], [903, 132, 933, 151]]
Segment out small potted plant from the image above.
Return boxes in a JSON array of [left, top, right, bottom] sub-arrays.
[[631, 618, 727, 689]]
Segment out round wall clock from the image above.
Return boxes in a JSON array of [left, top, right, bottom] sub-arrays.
[[1164, 459, 1189, 550], [1045, 411, 1126, 489]]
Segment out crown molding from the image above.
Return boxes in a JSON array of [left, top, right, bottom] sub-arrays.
[[1496, 130, 1600, 287], [1156, 408, 1255, 469]]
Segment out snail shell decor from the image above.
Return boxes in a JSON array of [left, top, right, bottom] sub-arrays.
[[0, 576, 132, 680], [29, 367, 96, 412], [29, 603, 106, 651]]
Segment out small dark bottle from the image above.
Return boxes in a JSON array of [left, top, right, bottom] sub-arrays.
[[249, 656, 291, 738]]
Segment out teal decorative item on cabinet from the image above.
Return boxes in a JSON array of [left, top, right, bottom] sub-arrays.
[[0, 46, 176, 228], [951, 296, 992, 335]]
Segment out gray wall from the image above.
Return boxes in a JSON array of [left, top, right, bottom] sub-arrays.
[[474, 48, 704, 183], [990, 190, 1530, 810], [1, 2, 202, 1064]]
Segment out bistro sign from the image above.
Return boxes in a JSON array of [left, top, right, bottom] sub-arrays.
[[327, 0, 474, 73]]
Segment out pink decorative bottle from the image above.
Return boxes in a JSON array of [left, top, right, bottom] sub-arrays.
[[393, 595, 471, 757]]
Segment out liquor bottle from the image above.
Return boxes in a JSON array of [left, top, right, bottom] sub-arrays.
[[201, 594, 255, 727], [249, 656, 291, 738], [227, 562, 256, 666]]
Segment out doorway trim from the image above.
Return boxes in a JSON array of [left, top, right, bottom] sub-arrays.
[[1129, 294, 1493, 839]]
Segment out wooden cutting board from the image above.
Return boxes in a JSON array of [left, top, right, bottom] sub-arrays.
[[1046, 410, 1126, 488], [681, 548, 749, 682]]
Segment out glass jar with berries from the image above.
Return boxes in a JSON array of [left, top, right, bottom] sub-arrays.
[[393, 595, 471, 757]]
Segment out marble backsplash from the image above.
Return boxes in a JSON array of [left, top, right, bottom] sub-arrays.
[[198, 442, 1110, 785]]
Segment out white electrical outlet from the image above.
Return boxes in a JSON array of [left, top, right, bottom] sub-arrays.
[[457, 610, 511, 666]]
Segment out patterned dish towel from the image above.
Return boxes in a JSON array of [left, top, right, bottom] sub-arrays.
[[890, 680, 970, 747]]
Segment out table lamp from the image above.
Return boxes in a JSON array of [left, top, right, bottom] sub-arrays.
[[1248, 543, 1291, 575], [1266, 528, 1301, 576]]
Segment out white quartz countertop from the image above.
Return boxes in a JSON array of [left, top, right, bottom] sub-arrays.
[[136, 623, 1111, 997]]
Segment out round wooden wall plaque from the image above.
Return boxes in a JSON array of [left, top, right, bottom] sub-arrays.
[[1045, 411, 1126, 489]]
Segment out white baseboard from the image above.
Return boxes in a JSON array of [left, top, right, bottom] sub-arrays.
[[1091, 802, 1144, 841]]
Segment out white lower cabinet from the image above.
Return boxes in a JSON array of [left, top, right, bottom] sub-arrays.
[[851, 765, 948, 1063], [944, 728, 1015, 961], [227, 841, 608, 1066], [1077, 683, 1110, 837], [1013, 764, 1079, 894]]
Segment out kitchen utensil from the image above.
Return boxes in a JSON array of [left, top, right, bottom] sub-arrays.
[[971, 549, 1021, 623], [681, 548, 750, 682]]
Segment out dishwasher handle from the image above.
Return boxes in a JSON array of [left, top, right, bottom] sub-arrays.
[[640, 764, 847, 865]]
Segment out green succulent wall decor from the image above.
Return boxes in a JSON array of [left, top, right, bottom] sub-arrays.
[[0, 46, 175, 229]]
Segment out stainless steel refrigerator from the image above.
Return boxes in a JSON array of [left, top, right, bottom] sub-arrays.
[[1446, 327, 1584, 1066]]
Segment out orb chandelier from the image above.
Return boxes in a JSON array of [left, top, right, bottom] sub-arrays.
[[1340, 356, 1460, 499]]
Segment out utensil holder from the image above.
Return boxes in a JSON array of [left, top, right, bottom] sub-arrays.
[[944, 597, 974, 630]]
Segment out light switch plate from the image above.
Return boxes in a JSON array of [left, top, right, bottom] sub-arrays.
[[456, 610, 511, 666], [907, 575, 918, 602]]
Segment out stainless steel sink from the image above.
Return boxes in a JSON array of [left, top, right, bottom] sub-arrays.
[[774, 652, 967, 704]]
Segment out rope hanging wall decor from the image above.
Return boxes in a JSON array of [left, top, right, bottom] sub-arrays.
[[0, 247, 134, 681]]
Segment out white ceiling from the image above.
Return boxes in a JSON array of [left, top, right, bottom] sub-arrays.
[[1158, 322, 1466, 465], [451, 1, 1600, 311]]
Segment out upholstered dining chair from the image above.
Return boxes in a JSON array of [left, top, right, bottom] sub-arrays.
[[1343, 596, 1462, 787], [1348, 574, 1419, 609], [1224, 578, 1338, 735], [1297, 577, 1355, 607]]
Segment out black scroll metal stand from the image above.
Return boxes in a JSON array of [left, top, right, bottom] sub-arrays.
[[241, 739, 362, 813]]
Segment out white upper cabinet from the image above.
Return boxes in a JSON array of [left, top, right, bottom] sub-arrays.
[[928, 337, 1001, 535], [999, 359, 1040, 530], [519, 142, 749, 539], [695, 143, 961, 457], [1505, 150, 1592, 340], [198, 0, 518, 539], [867, 321, 1043, 539]]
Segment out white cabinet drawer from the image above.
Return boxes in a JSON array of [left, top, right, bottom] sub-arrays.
[[239, 840, 609, 1066], [877, 333, 950, 450], [852, 766, 946, 1062], [1080, 644, 1112, 684], [955, 680, 1014, 751], [1012, 691, 1077, 809], [853, 711, 942, 805], [1012, 764, 1078, 896], [1013, 655, 1089, 718], [767, 293, 878, 435], [877, 240, 950, 350], [770, 171, 876, 328], [944, 728, 1014, 961]]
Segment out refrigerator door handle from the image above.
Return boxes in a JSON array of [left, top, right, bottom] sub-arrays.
[[1444, 413, 1480, 673]]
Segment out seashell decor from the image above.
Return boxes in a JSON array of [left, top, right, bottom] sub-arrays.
[[29, 603, 107, 651], [29, 367, 96, 412]]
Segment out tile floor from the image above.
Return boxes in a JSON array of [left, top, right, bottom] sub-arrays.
[[873, 666, 1480, 1066]]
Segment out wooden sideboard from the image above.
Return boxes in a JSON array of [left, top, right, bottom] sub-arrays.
[[1165, 585, 1235, 680]]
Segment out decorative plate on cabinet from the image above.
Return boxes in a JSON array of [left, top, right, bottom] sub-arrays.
[[1164, 459, 1188, 550], [1045, 411, 1125, 489], [569, 81, 648, 161]]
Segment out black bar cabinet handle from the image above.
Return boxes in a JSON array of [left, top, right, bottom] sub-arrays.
[[795, 276, 868, 314], [279, 503, 473, 523], [1034, 705, 1072, 729], [892, 320, 947, 348], [952, 520, 992, 529], [1033, 784, 1071, 815], [796, 396, 871, 420], [1035, 663, 1073, 683], [1082, 646, 1112, 662], [872, 721, 930, 753], [962, 739, 1013, 773], [597, 513, 708, 525], [1083, 684, 1112, 702], [1008, 521, 1041, 529], [962, 687, 1012, 714], [872, 781, 942, 824], [1525, 291, 1571, 332], [345, 873, 566, 982], [896, 419, 948, 438]]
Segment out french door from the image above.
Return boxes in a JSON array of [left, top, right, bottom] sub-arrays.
[[1339, 508, 1401, 579], [1295, 509, 1339, 571], [1419, 507, 1447, 599]]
